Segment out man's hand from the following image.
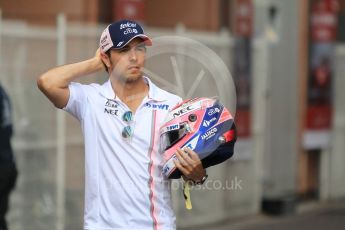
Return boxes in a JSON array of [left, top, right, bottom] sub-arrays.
[[95, 48, 105, 68], [174, 148, 206, 183]]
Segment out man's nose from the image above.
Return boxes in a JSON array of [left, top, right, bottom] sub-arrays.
[[129, 48, 137, 61]]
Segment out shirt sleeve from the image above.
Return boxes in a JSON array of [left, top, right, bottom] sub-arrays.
[[63, 82, 88, 121]]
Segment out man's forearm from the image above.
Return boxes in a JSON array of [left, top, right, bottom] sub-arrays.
[[37, 49, 105, 109], [38, 57, 103, 90]]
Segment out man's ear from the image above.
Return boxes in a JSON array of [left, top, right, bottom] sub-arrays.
[[100, 51, 111, 69]]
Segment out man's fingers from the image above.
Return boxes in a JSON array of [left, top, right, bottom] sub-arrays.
[[174, 148, 205, 179], [175, 150, 188, 166], [174, 149, 185, 163], [176, 148, 194, 164], [184, 148, 200, 161], [174, 160, 189, 176]]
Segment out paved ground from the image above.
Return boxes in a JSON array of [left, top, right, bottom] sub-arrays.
[[184, 201, 345, 230]]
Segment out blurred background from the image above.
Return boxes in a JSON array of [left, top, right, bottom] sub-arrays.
[[0, 0, 345, 229]]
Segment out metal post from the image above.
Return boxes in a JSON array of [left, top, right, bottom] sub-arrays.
[[252, 38, 268, 213], [56, 13, 66, 230], [329, 45, 345, 199], [174, 23, 187, 98]]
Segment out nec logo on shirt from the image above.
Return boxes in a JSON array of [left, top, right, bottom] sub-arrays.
[[145, 103, 169, 110], [104, 99, 119, 116]]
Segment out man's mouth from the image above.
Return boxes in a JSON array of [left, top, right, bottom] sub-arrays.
[[128, 66, 140, 70]]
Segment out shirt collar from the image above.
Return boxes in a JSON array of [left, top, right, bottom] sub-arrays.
[[99, 76, 168, 102]]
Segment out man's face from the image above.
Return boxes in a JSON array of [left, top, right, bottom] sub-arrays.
[[106, 38, 147, 83]]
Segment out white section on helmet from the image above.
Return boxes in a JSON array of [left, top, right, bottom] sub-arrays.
[[165, 100, 202, 122], [162, 155, 178, 177], [182, 135, 199, 150]]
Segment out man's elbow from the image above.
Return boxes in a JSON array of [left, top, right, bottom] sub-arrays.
[[37, 74, 68, 109], [37, 74, 51, 92]]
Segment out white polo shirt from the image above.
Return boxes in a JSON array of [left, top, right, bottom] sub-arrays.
[[64, 77, 182, 230]]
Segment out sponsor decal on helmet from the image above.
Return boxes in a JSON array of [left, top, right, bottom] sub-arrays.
[[201, 127, 218, 140], [208, 107, 221, 116], [183, 135, 200, 150], [166, 100, 205, 121], [202, 117, 217, 127], [174, 106, 193, 117], [161, 123, 180, 134], [167, 124, 179, 131], [162, 155, 177, 176]]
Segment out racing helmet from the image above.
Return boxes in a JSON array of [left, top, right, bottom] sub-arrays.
[[159, 97, 237, 179]]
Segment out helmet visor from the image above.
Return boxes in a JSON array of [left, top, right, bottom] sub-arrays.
[[160, 123, 189, 152]]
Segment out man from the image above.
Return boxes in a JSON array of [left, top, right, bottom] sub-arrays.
[[37, 20, 206, 230], [0, 84, 17, 230]]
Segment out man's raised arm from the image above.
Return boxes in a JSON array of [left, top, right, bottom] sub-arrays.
[[37, 49, 104, 109]]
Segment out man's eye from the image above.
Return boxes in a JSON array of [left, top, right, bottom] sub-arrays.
[[119, 48, 130, 53], [136, 46, 146, 52]]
